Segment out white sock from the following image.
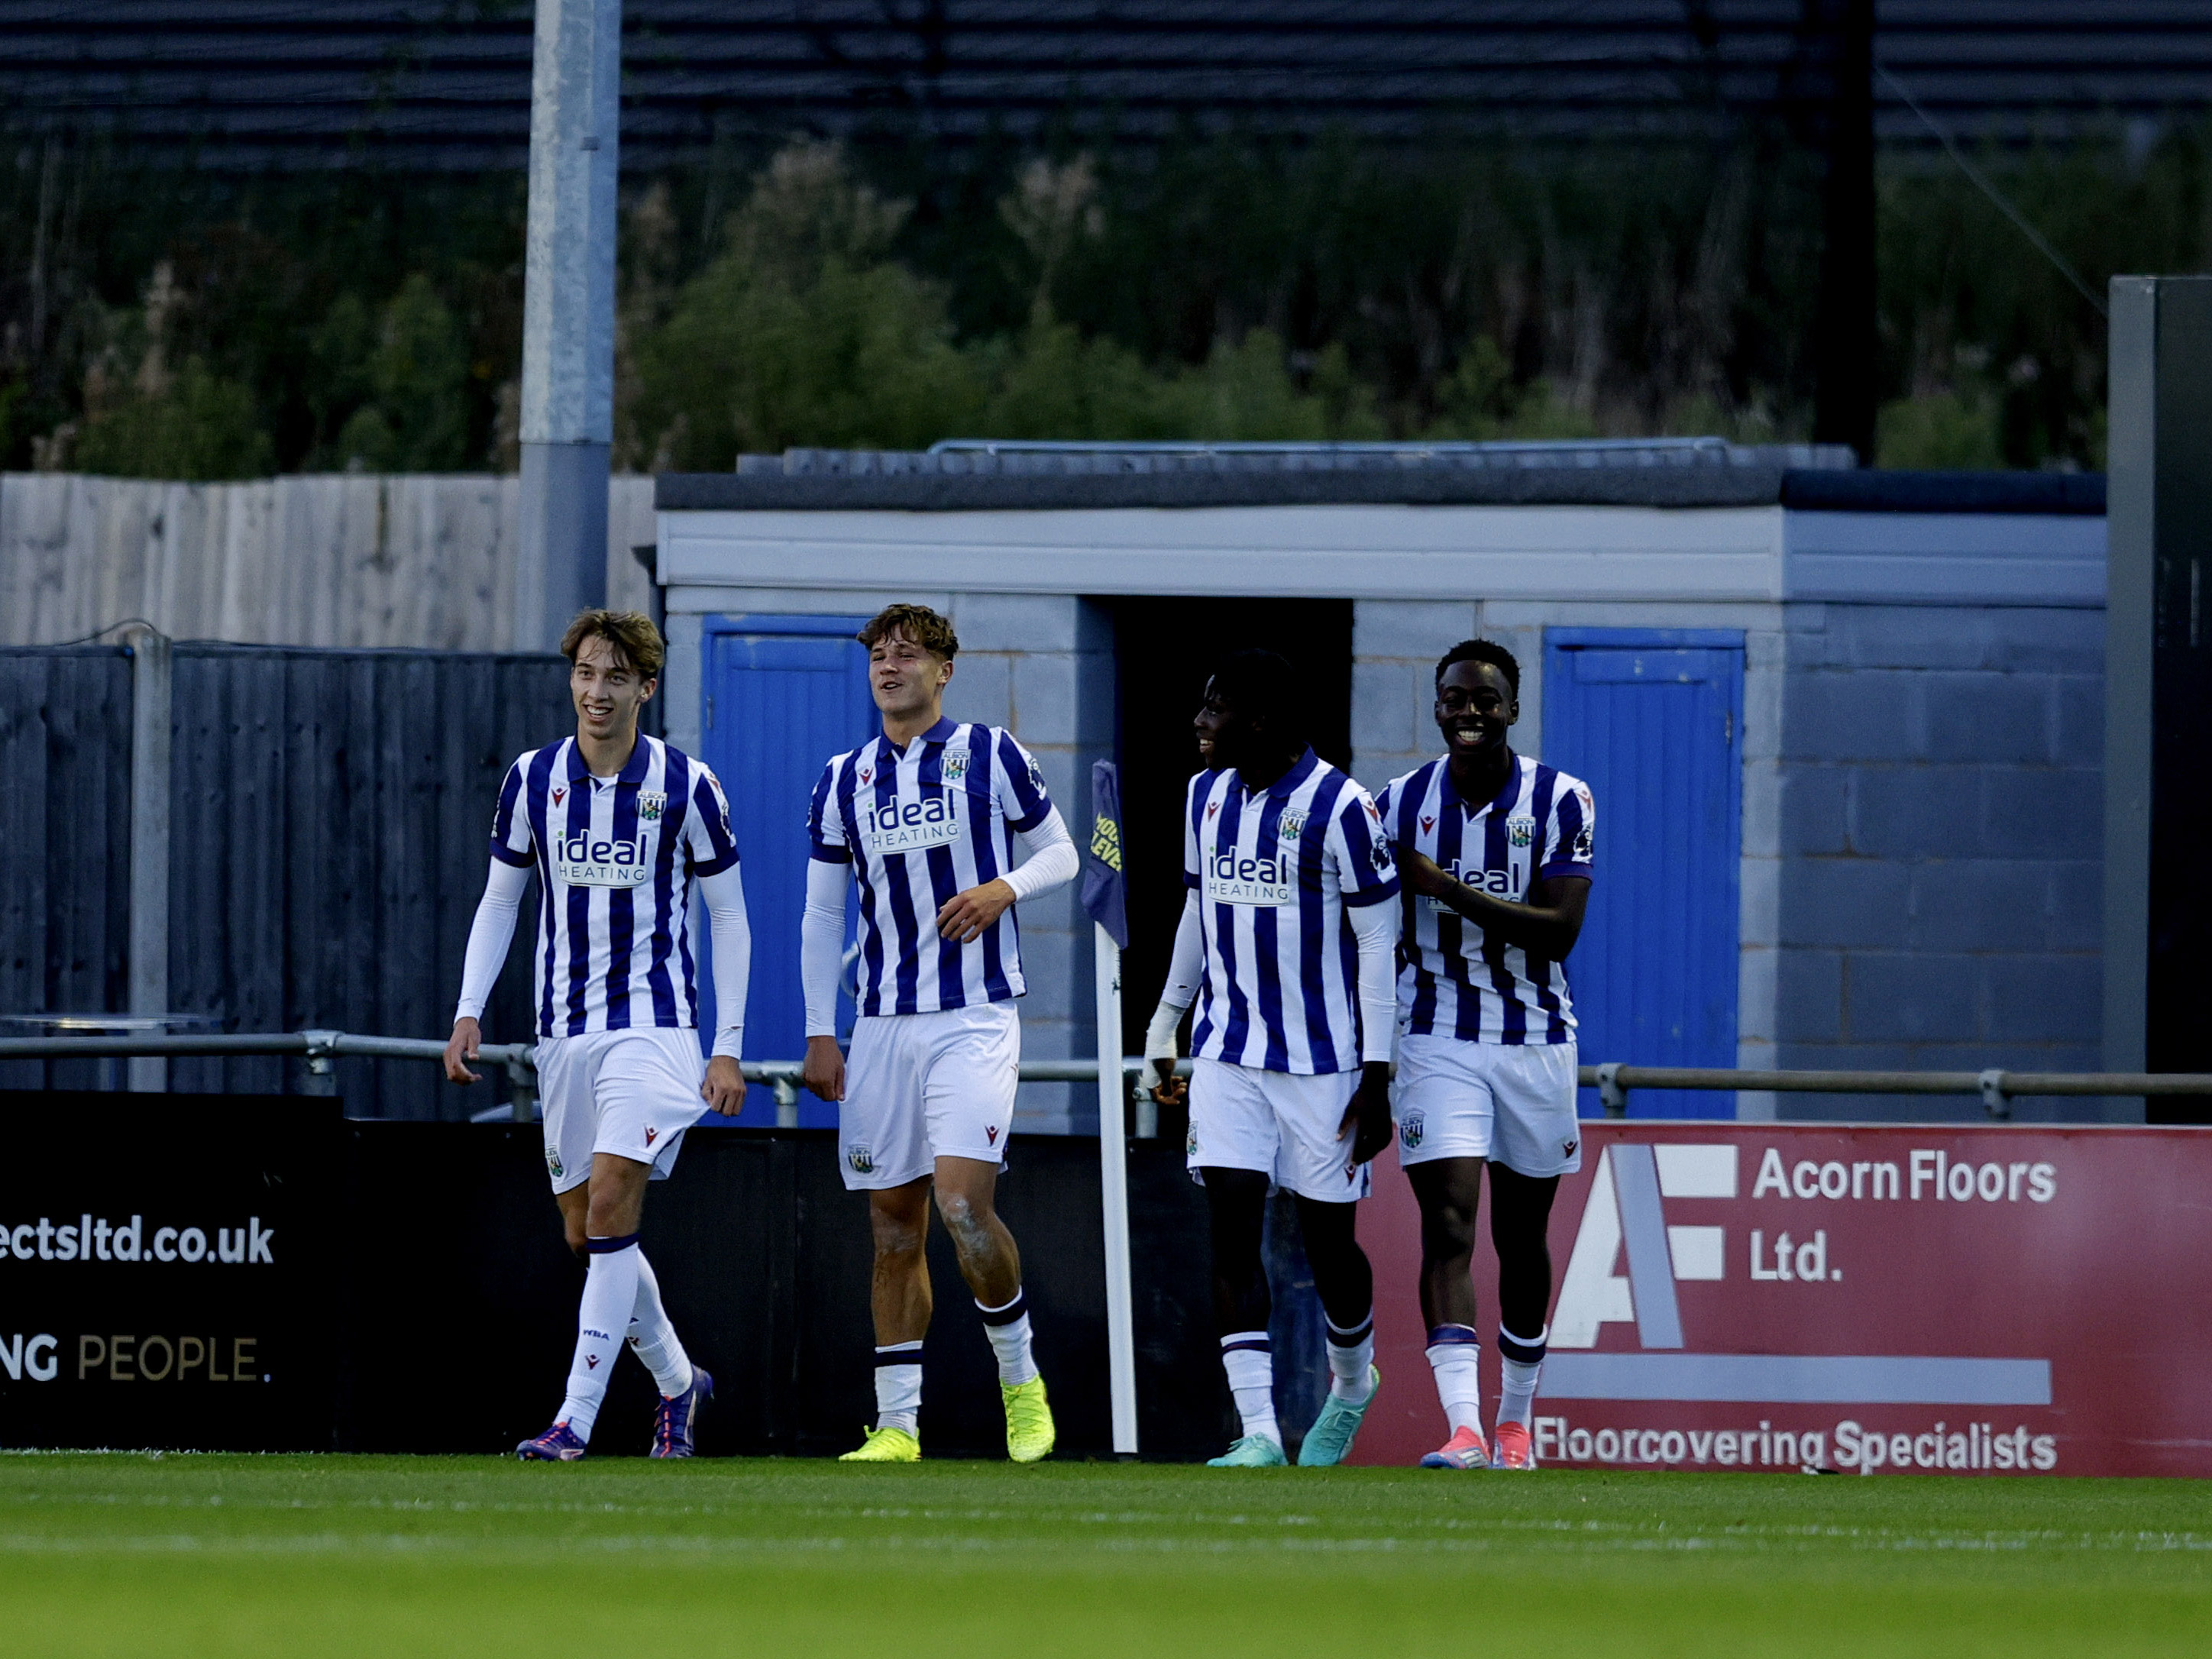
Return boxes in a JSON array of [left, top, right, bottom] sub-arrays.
[[977, 1290, 1039, 1387], [1325, 1310, 1376, 1402], [1497, 1324, 1547, 1428], [558, 1233, 641, 1440], [875, 1342, 923, 1434], [1425, 1324, 1483, 1437], [624, 1249, 694, 1399], [1220, 1333, 1280, 1447]]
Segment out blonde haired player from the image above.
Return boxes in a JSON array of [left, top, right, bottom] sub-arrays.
[[445, 609, 751, 1460]]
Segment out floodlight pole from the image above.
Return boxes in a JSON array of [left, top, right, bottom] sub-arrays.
[[1094, 924, 1140, 1456], [2107, 276, 2212, 1124], [517, 0, 619, 651]]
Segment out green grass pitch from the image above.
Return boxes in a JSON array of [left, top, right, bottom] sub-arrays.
[[0, 1454, 2204, 1657]]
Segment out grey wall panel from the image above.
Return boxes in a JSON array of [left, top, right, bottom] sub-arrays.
[[0, 645, 571, 1117], [0, 648, 132, 1091]]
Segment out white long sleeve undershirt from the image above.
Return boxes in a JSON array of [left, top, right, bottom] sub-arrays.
[[1146, 888, 1399, 1065], [451, 857, 752, 1059], [1347, 896, 1399, 1065], [694, 863, 752, 1059], [1143, 891, 1206, 1059], [800, 858, 849, 1041], [454, 859, 529, 1024], [800, 806, 1078, 1039]]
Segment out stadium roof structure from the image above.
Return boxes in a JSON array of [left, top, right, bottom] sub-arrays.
[[2, 2, 2208, 170]]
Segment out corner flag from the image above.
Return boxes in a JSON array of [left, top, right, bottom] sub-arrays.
[[1082, 759, 1129, 949]]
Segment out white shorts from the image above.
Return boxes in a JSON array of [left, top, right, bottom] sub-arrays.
[[1186, 1058, 1371, 1204], [536, 1027, 710, 1195], [1392, 1034, 1583, 1178], [839, 1003, 1020, 1190]]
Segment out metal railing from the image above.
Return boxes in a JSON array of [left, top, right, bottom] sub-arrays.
[[5, 1030, 2210, 1126]]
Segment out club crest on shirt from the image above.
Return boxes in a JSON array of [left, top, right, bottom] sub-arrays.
[[1400, 1111, 1425, 1150], [846, 1143, 875, 1175], [941, 749, 969, 784], [638, 790, 666, 823], [1276, 807, 1307, 839], [1507, 815, 1536, 849]]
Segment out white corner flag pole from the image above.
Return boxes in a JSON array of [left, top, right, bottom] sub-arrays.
[[1094, 921, 1140, 1455]]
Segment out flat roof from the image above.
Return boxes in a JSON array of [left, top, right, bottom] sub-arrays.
[[658, 461, 2106, 517]]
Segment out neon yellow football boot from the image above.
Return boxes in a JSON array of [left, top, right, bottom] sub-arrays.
[[839, 1424, 921, 1463], [1003, 1376, 1056, 1463]]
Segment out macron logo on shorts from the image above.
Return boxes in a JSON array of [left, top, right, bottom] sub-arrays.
[[645, 1126, 658, 1146]]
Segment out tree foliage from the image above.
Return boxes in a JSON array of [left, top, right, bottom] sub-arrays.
[[2, 125, 2206, 479]]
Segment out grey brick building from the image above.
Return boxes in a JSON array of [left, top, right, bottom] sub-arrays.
[[655, 453, 2110, 1126]]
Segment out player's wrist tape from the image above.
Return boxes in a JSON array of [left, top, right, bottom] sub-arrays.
[[1143, 1001, 1186, 1059]]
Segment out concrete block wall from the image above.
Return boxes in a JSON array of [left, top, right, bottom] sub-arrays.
[[939, 594, 1116, 1134], [664, 588, 1112, 1135], [1350, 597, 1792, 1115], [1772, 603, 2107, 1121]]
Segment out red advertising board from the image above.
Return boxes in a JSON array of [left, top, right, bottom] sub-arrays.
[[1352, 1122, 2212, 1476]]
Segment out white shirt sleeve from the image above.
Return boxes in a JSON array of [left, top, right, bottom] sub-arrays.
[[1347, 897, 1399, 1065], [1143, 890, 1205, 1059], [1001, 805, 1079, 902], [696, 863, 750, 1059], [801, 856, 851, 1040], [454, 858, 532, 1024]]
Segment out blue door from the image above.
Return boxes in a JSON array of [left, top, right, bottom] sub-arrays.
[[699, 614, 876, 1124], [1541, 629, 1742, 1119]]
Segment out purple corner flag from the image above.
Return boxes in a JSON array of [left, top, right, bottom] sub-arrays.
[[1081, 759, 1129, 949]]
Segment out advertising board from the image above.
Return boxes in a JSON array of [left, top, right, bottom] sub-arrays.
[[0, 1095, 340, 1450], [1353, 1122, 2212, 1475]]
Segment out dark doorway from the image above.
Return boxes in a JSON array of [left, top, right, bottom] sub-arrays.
[[1106, 597, 1354, 1059]]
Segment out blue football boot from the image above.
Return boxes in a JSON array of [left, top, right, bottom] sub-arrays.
[[516, 1421, 587, 1461], [651, 1366, 714, 1458]]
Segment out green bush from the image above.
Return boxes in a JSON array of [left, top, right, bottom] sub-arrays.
[[74, 355, 272, 481], [325, 275, 474, 471], [1876, 390, 2006, 470]]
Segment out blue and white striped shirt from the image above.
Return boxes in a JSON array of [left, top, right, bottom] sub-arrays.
[[1374, 753, 1595, 1045], [490, 736, 741, 1040], [1184, 751, 1399, 1075], [807, 718, 1054, 1017]]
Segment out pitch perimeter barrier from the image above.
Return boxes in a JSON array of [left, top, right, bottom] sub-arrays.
[[4, 1031, 2208, 1120], [3, 1036, 2210, 1473]]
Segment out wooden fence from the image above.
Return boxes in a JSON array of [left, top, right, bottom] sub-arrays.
[[0, 472, 658, 648], [0, 644, 571, 1117]]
